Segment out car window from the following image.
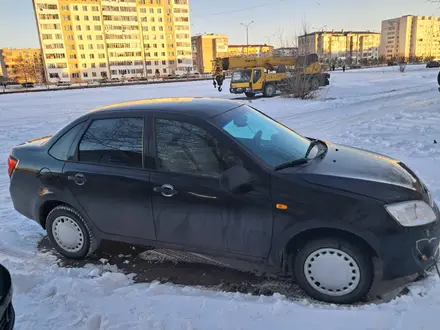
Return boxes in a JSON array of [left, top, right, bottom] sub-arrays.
[[78, 117, 143, 168], [49, 122, 84, 161], [211, 105, 311, 168], [155, 119, 242, 177]]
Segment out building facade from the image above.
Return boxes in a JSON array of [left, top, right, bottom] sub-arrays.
[[228, 44, 274, 57], [379, 15, 440, 60], [298, 31, 380, 60], [0, 48, 44, 83], [191, 34, 228, 74], [32, 0, 193, 83], [274, 47, 298, 57]]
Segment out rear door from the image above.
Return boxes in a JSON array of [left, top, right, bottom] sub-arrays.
[[63, 113, 156, 241]]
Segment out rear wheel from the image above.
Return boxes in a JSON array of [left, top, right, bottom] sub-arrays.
[[293, 238, 374, 304], [263, 83, 276, 97], [46, 205, 99, 259], [245, 92, 256, 98]]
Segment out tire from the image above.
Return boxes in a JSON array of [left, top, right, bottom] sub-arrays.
[[245, 92, 256, 98], [263, 84, 276, 97], [311, 78, 320, 91], [293, 238, 374, 304], [46, 205, 99, 259]]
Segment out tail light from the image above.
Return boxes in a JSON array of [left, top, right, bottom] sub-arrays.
[[7, 156, 18, 177]]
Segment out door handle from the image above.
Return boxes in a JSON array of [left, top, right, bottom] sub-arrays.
[[68, 173, 87, 186], [153, 184, 177, 197]]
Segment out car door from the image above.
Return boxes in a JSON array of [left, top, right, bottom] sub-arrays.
[[63, 113, 156, 241], [147, 113, 273, 259], [251, 69, 263, 91]]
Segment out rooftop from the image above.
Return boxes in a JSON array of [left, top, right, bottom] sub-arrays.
[[300, 31, 380, 37], [90, 97, 244, 119]]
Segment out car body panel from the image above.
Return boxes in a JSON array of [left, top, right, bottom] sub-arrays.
[[0, 263, 14, 330]]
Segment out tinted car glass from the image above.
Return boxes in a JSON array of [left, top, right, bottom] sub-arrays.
[[211, 105, 311, 168], [78, 117, 143, 168], [48, 122, 84, 161], [155, 119, 242, 177]]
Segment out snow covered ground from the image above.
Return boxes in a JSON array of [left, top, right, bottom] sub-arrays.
[[1, 64, 440, 329]]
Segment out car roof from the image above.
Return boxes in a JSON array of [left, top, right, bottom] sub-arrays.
[[90, 97, 245, 119]]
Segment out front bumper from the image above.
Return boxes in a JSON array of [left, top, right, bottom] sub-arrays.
[[380, 202, 440, 280], [230, 87, 253, 94]]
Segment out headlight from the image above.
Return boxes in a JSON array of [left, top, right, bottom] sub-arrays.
[[385, 200, 437, 227]]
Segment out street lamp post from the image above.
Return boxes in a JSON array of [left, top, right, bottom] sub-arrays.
[[265, 34, 275, 46], [241, 21, 254, 56]]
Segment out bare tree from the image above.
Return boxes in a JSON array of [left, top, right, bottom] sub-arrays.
[[280, 18, 322, 99], [14, 56, 37, 83]]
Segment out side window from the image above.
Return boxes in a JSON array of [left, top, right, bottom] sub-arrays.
[[252, 69, 261, 83], [78, 117, 143, 168], [49, 122, 84, 161], [155, 119, 242, 177]]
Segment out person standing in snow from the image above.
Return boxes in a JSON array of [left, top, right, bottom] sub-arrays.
[[342, 65, 346, 72]]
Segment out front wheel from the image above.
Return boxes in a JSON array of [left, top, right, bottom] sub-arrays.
[[293, 238, 374, 304], [263, 83, 276, 97]]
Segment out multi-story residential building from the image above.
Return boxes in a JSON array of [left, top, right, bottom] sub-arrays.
[[0, 50, 5, 78], [298, 30, 380, 60], [191, 34, 228, 74], [228, 44, 274, 57], [274, 47, 298, 57], [32, 0, 193, 83], [379, 15, 440, 60], [0, 48, 44, 83]]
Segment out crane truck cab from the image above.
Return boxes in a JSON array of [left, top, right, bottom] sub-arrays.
[[212, 54, 330, 98]]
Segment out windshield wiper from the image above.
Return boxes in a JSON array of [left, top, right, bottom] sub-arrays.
[[273, 139, 321, 171], [274, 158, 309, 171]]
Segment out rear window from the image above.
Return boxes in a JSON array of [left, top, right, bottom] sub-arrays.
[[48, 123, 84, 161]]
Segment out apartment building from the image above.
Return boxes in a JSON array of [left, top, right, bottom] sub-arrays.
[[379, 15, 440, 60], [228, 45, 274, 57], [0, 48, 44, 83], [0, 50, 4, 78], [191, 34, 228, 74], [32, 0, 192, 83], [274, 47, 298, 57], [298, 31, 380, 60]]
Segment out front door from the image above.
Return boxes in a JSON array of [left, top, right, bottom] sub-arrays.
[[251, 69, 263, 91], [149, 116, 273, 259], [64, 116, 156, 241]]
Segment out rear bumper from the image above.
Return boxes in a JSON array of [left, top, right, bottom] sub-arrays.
[[379, 204, 440, 280], [9, 182, 38, 222]]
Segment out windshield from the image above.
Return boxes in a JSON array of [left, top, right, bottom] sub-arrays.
[[211, 105, 312, 168], [231, 69, 252, 83]]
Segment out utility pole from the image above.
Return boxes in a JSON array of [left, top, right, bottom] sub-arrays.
[[241, 21, 254, 56]]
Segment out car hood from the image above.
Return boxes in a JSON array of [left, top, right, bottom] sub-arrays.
[[279, 141, 426, 203]]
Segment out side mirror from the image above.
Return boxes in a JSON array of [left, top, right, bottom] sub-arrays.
[[220, 165, 253, 193]]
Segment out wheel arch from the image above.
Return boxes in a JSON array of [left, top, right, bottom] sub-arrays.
[[38, 200, 74, 229], [270, 225, 381, 274]]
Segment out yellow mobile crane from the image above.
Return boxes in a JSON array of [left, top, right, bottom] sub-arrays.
[[212, 53, 330, 97]]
